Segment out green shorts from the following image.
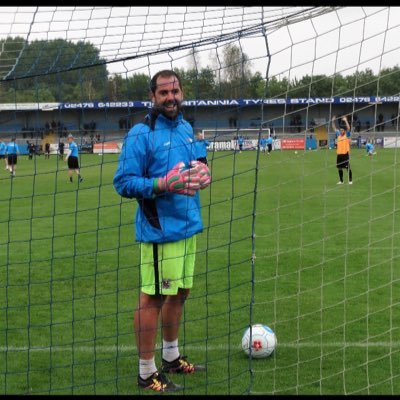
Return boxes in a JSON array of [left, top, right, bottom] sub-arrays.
[[140, 236, 197, 295]]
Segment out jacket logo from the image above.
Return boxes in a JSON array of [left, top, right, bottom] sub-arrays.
[[162, 280, 171, 289]]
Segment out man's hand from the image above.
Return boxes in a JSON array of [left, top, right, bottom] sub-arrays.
[[189, 160, 212, 189], [154, 162, 201, 196]]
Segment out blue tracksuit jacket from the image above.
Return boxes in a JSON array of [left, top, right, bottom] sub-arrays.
[[113, 110, 203, 243]]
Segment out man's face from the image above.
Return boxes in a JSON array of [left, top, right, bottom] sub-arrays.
[[152, 75, 183, 119], [340, 129, 345, 135]]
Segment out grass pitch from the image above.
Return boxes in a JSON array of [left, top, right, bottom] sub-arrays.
[[0, 148, 399, 394]]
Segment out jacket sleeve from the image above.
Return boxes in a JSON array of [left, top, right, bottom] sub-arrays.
[[113, 128, 155, 200]]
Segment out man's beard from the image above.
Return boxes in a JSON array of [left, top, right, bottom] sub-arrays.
[[153, 100, 182, 119]]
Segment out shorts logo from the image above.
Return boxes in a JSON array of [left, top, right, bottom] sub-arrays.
[[162, 279, 171, 289]]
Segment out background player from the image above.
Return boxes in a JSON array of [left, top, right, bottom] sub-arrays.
[[332, 115, 353, 185]]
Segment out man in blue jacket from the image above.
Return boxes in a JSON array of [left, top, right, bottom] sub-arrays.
[[113, 70, 211, 393]]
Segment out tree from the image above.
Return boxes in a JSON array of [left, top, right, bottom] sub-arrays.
[[0, 36, 25, 80], [105, 73, 150, 101], [126, 73, 151, 100], [206, 42, 254, 98], [376, 66, 400, 96], [221, 43, 253, 98], [265, 75, 290, 97], [1, 37, 109, 102], [247, 72, 266, 98], [2, 34, 400, 103], [176, 67, 217, 100]]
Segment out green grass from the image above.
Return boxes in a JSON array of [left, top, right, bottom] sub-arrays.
[[0, 148, 399, 395]]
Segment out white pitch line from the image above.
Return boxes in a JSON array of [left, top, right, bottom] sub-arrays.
[[1, 341, 399, 353]]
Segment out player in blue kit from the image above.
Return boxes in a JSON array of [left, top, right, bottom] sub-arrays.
[[266, 135, 273, 155], [259, 136, 267, 154], [237, 135, 244, 153], [64, 133, 83, 183], [0, 139, 7, 171], [6, 137, 20, 177], [365, 141, 376, 156], [194, 131, 210, 165]]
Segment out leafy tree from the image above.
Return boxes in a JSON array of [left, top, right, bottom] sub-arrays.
[[176, 67, 217, 100], [265, 76, 290, 97], [247, 72, 266, 98], [106, 73, 149, 101], [1, 37, 109, 102], [125, 73, 150, 100], [308, 75, 334, 97], [2, 35, 400, 103], [331, 73, 353, 97], [196, 67, 218, 99], [222, 43, 253, 98], [0, 36, 25, 80], [287, 76, 311, 98], [206, 42, 253, 98], [107, 74, 125, 101], [377, 66, 400, 96]]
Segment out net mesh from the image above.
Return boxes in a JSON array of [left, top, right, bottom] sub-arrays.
[[0, 6, 399, 395]]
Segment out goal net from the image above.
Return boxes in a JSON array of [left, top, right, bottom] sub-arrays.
[[0, 6, 399, 395]]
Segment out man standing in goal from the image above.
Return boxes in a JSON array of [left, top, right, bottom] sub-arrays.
[[113, 70, 211, 393], [332, 115, 353, 185]]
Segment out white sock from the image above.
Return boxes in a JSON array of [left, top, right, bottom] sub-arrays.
[[139, 357, 157, 380], [162, 339, 179, 362]]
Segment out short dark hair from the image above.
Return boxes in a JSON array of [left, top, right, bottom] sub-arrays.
[[149, 70, 182, 94]]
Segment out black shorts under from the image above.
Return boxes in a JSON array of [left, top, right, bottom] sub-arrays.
[[336, 153, 350, 169], [7, 154, 17, 165], [68, 156, 79, 169]]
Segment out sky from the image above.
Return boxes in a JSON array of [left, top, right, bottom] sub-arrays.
[[0, 6, 399, 81]]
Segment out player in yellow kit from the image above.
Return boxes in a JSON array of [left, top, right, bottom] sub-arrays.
[[332, 115, 353, 185]]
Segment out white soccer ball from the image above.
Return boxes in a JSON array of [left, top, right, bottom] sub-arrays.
[[294, 151, 298, 154], [241, 324, 277, 359]]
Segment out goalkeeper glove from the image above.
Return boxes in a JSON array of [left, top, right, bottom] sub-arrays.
[[190, 160, 212, 189], [153, 161, 201, 196]]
